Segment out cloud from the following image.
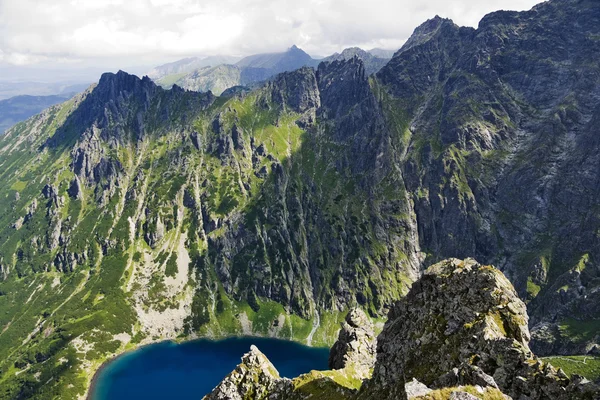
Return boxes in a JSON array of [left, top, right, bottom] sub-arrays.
[[0, 0, 544, 68]]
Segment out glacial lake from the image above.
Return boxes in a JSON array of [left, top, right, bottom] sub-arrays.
[[90, 337, 330, 400]]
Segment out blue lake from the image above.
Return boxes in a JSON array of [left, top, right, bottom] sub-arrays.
[[90, 337, 330, 400]]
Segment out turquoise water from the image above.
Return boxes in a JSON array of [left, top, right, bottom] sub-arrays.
[[90, 337, 330, 400]]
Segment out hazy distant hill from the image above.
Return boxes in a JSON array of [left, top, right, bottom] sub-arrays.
[[0, 81, 89, 101], [367, 48, 395, 58], [235, 45, 319, 72], [322, 47, 391, 75], [173, 64, 243, 95], [157, 46, 319, 95], [0, 93, 75, 134], [147, 55, 242, 82]]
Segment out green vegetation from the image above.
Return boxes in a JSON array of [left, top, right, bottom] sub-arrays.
[[291, 369, 360, 400], [526, 278, 541, 298], [165, 254, 178, 278], [543, 356, 600, 381], [558, 318, 600, 344]]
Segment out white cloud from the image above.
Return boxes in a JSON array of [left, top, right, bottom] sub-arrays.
[[0, 0, 544, 68]]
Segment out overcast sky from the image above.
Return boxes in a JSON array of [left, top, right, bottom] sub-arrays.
[[0, 0, 543, 80]]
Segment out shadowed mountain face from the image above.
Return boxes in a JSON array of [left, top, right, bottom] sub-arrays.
[[375, 0, 600, 355], [0, 0, 599, 397]]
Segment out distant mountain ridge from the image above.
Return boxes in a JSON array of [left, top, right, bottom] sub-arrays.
[[322, 47, 390, 75], [154, 45, 392, 95], [146, 55, 242, 81], [156, 45, 319, 95], [235, 45, 319, 72], [0, 93, 76, 134]]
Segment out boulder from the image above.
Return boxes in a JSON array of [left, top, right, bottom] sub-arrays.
[[328, 308, 376, 379]]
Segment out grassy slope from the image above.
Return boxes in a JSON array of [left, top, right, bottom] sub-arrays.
[[543, 356, 600, 382]]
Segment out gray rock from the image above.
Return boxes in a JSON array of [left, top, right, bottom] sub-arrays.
[[67, 176, 83, 200], [449, 391, 479, 400], [328, 308, 376, 379], [405, 378, 432, 399], [203, 345, 292, 400]]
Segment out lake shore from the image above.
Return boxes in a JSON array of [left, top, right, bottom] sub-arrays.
[[85, 335, 330, 400]]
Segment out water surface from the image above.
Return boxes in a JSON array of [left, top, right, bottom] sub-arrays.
[[90, 337, 329, 400]]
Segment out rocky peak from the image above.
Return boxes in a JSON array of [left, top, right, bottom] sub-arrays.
[[398, 15, 467, 56], [322, 47, 390, 75], [203, 345, 292, 400], [96, 70, 157, 103], [360, 258, 599, 400], [316, 57, 369, 126], [45, 70, 159, 148], [328, 308, 376, 379], [269, 66, 320, 115]]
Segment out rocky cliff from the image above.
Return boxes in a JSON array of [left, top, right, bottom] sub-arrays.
[[375, 0, 600, 355]]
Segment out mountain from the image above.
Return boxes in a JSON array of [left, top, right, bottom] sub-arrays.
[[0, 94, 75, 134], [173, 64, 243, 95], [367, 48, 395, 59], [160, 45, 320, 95], [235, 45, 319, 72], [0, 81, 89, 101], [0, 0, 599, 398], [322, 47, 391, 75], [148, 55, 242, 82]]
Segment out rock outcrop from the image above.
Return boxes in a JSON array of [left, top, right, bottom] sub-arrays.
[[360, 258, 600, 400], [203, 345, 292, 400], [328, 308, 376, 379]]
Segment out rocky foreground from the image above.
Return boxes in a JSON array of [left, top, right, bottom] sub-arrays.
[[204, 259, 600, 400]]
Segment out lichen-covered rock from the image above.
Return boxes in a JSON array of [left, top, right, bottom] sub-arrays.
[[360, 258, 600, 400], [405, 379, 432, 398], [203, 345, 293, 400], [328, 308, 376, 379], [448, 391, 479, 400]]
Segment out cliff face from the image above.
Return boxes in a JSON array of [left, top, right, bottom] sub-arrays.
[[0, 0, 599, 397], [376, 0, 600, 355]]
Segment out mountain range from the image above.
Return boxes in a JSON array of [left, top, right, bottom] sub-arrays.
[[154, 45, 391, 95], [0, 0, 599, 398]]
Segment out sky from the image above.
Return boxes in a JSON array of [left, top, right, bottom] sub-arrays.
[[0, 0, 543, 82]]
